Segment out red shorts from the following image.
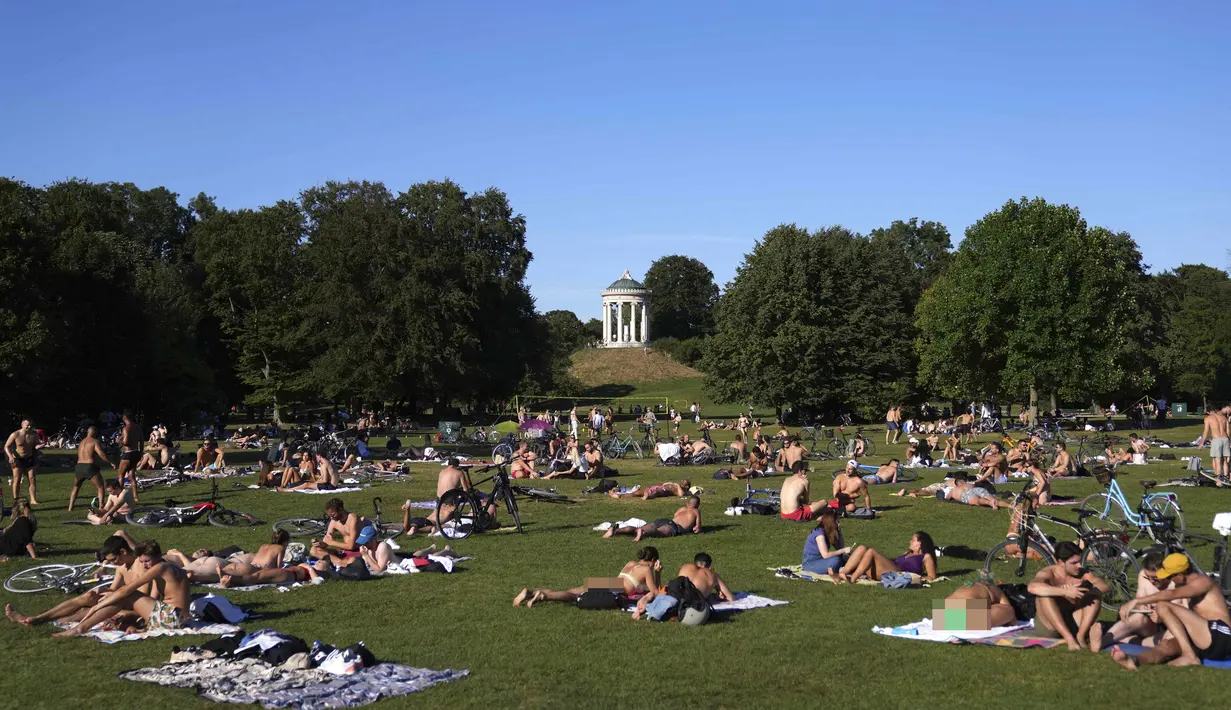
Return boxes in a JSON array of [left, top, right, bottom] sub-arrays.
[[339, 549, 364, 559], [780, 507, 814, 522]]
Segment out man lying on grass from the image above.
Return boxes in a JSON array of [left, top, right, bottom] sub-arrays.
[[160, 529, 292, 584], [5, 534, 139, 629], [1027, 541, 1107, 651], [53, 540, 191, 637], [943, 473, 1002, 510], [861, 459, 902, 485], [608, 479, 690, 500], [633, 552, 734, 621], [1109, 553, 1231, 668], [603, 496, 702, 540]]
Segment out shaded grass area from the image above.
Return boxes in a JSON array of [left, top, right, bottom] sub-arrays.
[[2, 425, 1228, 709]]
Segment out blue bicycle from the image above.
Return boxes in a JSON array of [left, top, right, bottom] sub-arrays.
[[1078, 468, 1185, 545]]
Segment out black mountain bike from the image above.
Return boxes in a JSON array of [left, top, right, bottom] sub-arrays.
[[435, 463, 523, 540]]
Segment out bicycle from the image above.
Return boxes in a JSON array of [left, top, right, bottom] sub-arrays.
[[1078, 468, 1185, 545], [1145, 511, 1231, 604], [5, 562, 116, 594], [983, 478, 1139, 610], [272, 496, 405, 540], [125, 480, 257, 528], [604, 427, 643, 459], [825, 427, 876, 459], [638, 423, 661, 452], [435, 463, 523, 540]]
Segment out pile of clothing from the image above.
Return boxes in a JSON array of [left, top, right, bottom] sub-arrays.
[[121, 629, 468, 709]]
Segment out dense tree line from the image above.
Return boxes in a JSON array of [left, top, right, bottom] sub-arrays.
[[0, 177, 556, 426], [702, 201, 1231, 420]]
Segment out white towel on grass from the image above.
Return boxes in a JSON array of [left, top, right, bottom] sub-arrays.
[[871, 617, 1032, 642], [593, 518, 648, 531], [623, 592, 788, 613]]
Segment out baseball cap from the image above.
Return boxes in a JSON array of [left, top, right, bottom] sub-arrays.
[[847, 459, 858, 467], [909, 437, 919, 443], [355, 523, 378, 546], [1155, 553, 1190, 579]]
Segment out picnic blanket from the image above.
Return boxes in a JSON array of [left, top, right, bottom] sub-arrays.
[[403, 501, 437, 510], [872, 617, 1032, 643], [379, 555, 471, 575], [54, 620, 243, 644], [770, 565, 949, 587], [1112, 643, 1231, 669], [205, 579, 326, 593], [289, 486, 366, 494], [120, 657, 468, 709], [623, 592, 789, 614], [592, 518, 649, 531]]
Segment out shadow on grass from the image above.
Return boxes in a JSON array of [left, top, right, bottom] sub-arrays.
[[582, 384, 637, 398], [239, 603, 311, 621]]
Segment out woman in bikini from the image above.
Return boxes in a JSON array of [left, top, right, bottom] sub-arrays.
[[837, 531, 938, 583], [513, 547, 661, 607]]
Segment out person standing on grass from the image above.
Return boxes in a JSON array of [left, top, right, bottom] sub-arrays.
[[1199, 405, 1229, 484], [115, 411, 143, 503], [4, 418, 40, 506], [885, 406, 900, 445], [1027, 541, 1107, 651], [68, 426, 115, 512]]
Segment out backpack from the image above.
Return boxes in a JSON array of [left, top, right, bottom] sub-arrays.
[[880, 571, 913, 589], [664, 575, 713, 620], [583, 479, 619, 494], [998, 583, 1036, 620], [575, 589, 621, 610], [336, 557, 371, 581], [844, 507, 876, 520]]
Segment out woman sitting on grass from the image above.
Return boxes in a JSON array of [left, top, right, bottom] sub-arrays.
[[801, 509, 851, 575], [0, 499, 37, 560], [513, 546, 661, 608], [836, 531, 938, 583]]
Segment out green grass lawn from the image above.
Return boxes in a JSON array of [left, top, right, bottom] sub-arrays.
[[3, 420, 1228, 709]]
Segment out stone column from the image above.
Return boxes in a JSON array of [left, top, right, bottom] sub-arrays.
[[603, 299, 611, 344], [641, 302, 649, 343], [617, 300, 625, 343]]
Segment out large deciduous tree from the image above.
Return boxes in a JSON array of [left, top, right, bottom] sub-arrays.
[[915, 198, 1152, 421], [1152, 264, 1231, 411], [643, 255, 720, 340], [702, 224, 921, 417]]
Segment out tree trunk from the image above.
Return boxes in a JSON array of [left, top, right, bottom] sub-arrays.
[[1049, 392, 1057, 416], [1029, 385, 1039, 427], [261, 349, 283, 426]]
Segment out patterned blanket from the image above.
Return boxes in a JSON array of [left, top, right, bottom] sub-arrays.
[[54, 620, 243, 644], [120, 657, 468, 708]]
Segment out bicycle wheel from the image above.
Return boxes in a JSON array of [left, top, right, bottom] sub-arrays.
[[1082, 536, 1140, 610], [862, 440, 877, 457], [273, 517, 328, 538], [436, 488, 476, 540], [983, 538, 1056, 585], [209, 509, 257, 527], [1144, 497, 1186, 546], [377, 523, 405, 540], [896, 467, 920, 484], [827, 440, 846, 458], [126, 506, 179, 527], [4, 564, 79, 593], [630, 440, 643, 459], [1077, 493, 1132, 537], [514, 487, 573, 503], [492, 443, 513, 462], [502, 485, 524, 533]]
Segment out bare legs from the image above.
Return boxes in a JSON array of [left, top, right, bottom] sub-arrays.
[[1034, 596, 1100, 651], [513, 586, 586, 607], [12, 467, 37, 505], [5, 589, 103, 626], [67, 475, 104, 513]]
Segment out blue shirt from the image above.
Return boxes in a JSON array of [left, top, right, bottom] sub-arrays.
[[802, 528, 841, 568]]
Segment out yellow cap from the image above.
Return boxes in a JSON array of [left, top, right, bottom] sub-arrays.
[[1155, 553, 1190, 580]]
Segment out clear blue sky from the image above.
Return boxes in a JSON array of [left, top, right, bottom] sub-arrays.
[[2, 1, 1227, 319]]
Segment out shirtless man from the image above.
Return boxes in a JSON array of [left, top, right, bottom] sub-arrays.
[[5, 535, 144, 628], [1129, 434, 1150, 465], [116, 411, 143, 502], [1088, 551, 1174, 652], [605, 496, 702, 540], [308, 498, 374, 562], [728, 434, 746, 463], [976, 442, 1008, 489], [776, 438, 807, 472], [421, 460, 497, 535], [780, 461, 827, 522], [957, 412, 975, 444], [831, 461, 872, 513], [1110, 553, 1231, 668], [608, 480, 690, 501], [194, 438, 225, 473], [510, 442, 539, 479], [862, 459, 902, 486], [69, 426, 115, 512], [5, 418, 40, 505], [88, 478, 135, 525], [942, 431, 961, 461], [1201, 406, 1230, 484], [945, 473, 1001, 510], [885, 406, 901, 445], [1048, 441, 1076, 477], [690, 436, 714, 459], [634, 552, 735, 621], [1027, 541, 1108, 650], [53, 540, 192, 637]]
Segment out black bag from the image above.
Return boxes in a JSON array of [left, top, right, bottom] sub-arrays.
[[844, 507, 876, 519], [575, 589, 621, 610], [336, 558, 371, 581], [998, 583, 1036, 620], [201, 633, 243, 657], [664, 575, 712, 619], [583, 479, 619, 494], [1158, 453, 1176, 460]]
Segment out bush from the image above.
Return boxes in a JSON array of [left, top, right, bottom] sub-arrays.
[[654, 337, 707, 368]]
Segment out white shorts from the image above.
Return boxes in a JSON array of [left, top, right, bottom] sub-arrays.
[[1212, 438, 1231, 459]]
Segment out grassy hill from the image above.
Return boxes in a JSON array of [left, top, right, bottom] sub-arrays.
[[569, 347, 700, 386]]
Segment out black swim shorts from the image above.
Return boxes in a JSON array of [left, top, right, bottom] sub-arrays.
[[75, 463, 101, 481]]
